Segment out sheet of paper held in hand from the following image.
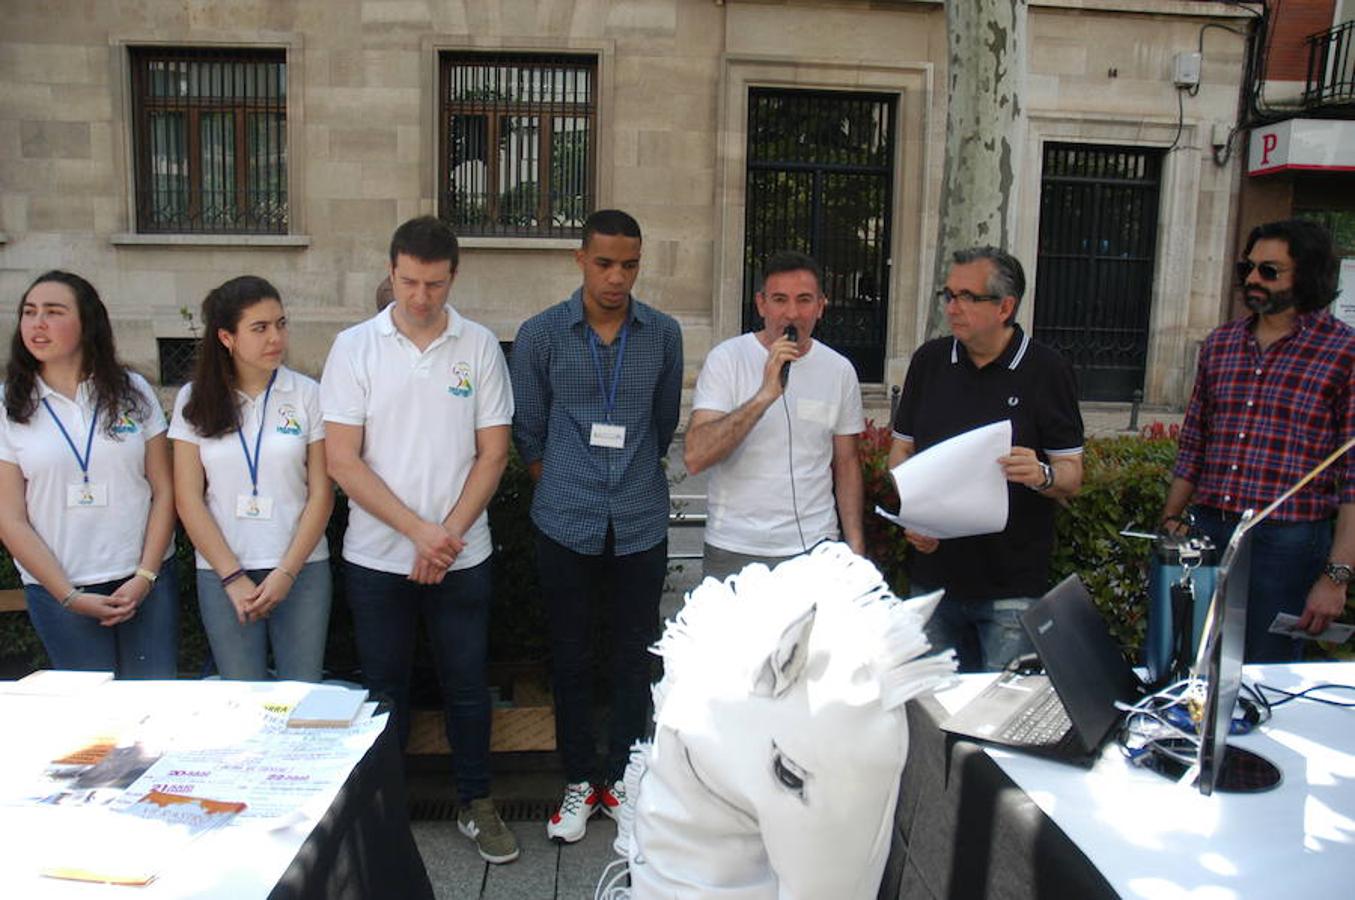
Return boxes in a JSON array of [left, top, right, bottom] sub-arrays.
[[874, 420, 1012, 540], [1268, 612, 1355, 644]]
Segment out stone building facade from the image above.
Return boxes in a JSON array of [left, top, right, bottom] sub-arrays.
[[0, 0, 1252, 407]]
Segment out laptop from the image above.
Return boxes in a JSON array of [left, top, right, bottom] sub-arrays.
[[940, 574, 1143, 764]]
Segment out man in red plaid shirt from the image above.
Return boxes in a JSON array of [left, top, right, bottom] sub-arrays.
[[1162, 218, 1355, 661]]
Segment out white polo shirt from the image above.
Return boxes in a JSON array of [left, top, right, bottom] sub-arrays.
[[0, 372, 169, 586], [320, 305, 513, 575], [168, 366, 330, 570], [692, 333, 865, 556]]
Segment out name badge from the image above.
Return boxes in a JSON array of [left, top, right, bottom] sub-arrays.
[[236, 494, 275, 520], [590, 423, 626, 449], [66, 482, 109, 508]]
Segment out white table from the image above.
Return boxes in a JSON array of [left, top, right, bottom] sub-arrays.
[[0, 678, 422, 899], [928, 662, 1355, 900]]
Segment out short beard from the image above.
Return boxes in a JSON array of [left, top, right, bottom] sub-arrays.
[[1242, 287, 1296, 316]]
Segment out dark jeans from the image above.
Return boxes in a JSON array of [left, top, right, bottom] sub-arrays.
[[25, 560, 179, 678], [535, 527, 666, 784], [343, 559, 493, 803], [1191, 506, 1332, 663]]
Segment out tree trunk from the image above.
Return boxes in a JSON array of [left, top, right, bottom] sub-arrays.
[[926, 0, 1028, 339]]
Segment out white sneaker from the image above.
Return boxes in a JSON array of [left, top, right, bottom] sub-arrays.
[[546, 781, 598, 843], [598, 779, 626, 822]]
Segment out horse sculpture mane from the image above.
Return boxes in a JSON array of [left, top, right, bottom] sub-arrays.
[[601, 542, 955, 900]]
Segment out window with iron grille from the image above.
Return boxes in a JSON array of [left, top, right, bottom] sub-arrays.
[[129, 47, 288, 234], [157, 338, 198, 386], [438, 52, 596, 238]]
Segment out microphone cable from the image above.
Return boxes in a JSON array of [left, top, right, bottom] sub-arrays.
[[782, 391, 808, 555]]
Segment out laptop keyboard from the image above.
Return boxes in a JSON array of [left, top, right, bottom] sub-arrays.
[[998, 684, 1073, 746]]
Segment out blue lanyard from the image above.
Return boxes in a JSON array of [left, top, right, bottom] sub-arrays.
[[235, 369, 278, 497], [42, 399, 97, 484], [587, 320, 629, 424]]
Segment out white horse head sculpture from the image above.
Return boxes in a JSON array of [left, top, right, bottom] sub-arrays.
[[605, 542, 955, 900]]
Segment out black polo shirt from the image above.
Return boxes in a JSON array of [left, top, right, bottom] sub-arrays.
[[890, 324, 1084, 601]]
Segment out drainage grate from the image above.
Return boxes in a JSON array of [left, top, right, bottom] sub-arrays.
[[409, 796, 557, 822]]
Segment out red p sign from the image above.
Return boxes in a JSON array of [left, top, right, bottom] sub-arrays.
[[1261, 132, 1278, 165]]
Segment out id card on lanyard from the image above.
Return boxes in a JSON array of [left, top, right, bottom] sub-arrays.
[[235, 370, 277, 520], [44, 399, 109, 508], [588, 321, 628, 449]]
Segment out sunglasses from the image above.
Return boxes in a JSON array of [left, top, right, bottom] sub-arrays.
[[936, 287, 1003, 305], [1235, 260, 1291, 283]]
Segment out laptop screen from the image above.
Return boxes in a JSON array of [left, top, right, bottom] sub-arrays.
[[1020, 575, 1142, 754], [1196, 517, 1253, 795]]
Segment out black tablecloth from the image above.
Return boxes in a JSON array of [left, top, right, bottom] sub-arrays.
[[269, 708, 433, 900], [878, 695, 1117, 900]]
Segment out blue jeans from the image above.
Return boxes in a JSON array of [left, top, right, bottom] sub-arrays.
[[196, 561, 331, 682], [25, 561, 179, 678], [1191, 506, 1332, 663], [342, 559, 492, 803], [915, 585, 1035, 673], [535, 528, 666, 784]]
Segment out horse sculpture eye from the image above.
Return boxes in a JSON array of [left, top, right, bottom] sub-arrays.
[[771, 741, 809, 803]]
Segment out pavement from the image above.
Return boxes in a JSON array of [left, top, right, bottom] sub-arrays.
[[412, 815, 620, 900], [403, 400, 1184, 898]]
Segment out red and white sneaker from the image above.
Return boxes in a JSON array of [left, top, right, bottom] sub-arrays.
[[546, 781, 599, 843], [598, 779, 627, 822]]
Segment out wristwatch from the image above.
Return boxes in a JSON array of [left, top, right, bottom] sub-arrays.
[[1323, 562, 1354, 585], [1031, 461, 1055, 493]]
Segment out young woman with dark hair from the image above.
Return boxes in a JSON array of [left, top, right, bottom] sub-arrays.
[[169, 276, 332, 681], [0, 270, 178, 676]]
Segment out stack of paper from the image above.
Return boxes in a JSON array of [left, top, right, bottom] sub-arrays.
[[286, 686, 369, 728]]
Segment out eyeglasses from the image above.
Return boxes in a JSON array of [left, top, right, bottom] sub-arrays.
[[1235, 260, 1291, 283], [936, 287, 1003, 305]]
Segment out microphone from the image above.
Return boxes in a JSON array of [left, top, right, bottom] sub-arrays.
[[780, 324, 798, 388]]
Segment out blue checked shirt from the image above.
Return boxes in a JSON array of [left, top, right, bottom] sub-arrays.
[[511, 290, 683, 555]]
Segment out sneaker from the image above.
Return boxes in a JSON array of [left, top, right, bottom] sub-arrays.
[[547, 781, 599, 842], [598, 779, 627, 822], [457, 797, 520, 864]]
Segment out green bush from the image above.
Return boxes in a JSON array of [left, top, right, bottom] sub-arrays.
[[1047, 434, 1179, 652], [860, 420, 910, 593], [859, 420, 1176, 656]]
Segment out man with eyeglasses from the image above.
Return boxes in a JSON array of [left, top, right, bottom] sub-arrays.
[[887, 246, 1084, 672], [1161, 218, 1355, 662]]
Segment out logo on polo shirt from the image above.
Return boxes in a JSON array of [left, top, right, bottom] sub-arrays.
[[276, 404, 303, 436], [449, 362, 473, 398], [112, 411, 139, 434]]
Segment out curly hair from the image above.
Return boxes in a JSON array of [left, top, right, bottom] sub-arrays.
[[1243, 219, 1339, 312]]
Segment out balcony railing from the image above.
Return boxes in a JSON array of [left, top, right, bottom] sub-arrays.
[[1305, 21, 1355, 108]]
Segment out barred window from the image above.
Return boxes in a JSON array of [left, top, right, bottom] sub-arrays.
[[130, 47, 287, 234], [439, 52, 596, 238]]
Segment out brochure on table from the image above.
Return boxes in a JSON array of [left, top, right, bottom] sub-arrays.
[[0, 677, 385, 896]]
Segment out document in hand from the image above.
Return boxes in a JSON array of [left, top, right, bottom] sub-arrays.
[[874, 420, 1011, 539]]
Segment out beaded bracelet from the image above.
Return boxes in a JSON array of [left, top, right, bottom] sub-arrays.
[[60, 587, 80, 608]]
